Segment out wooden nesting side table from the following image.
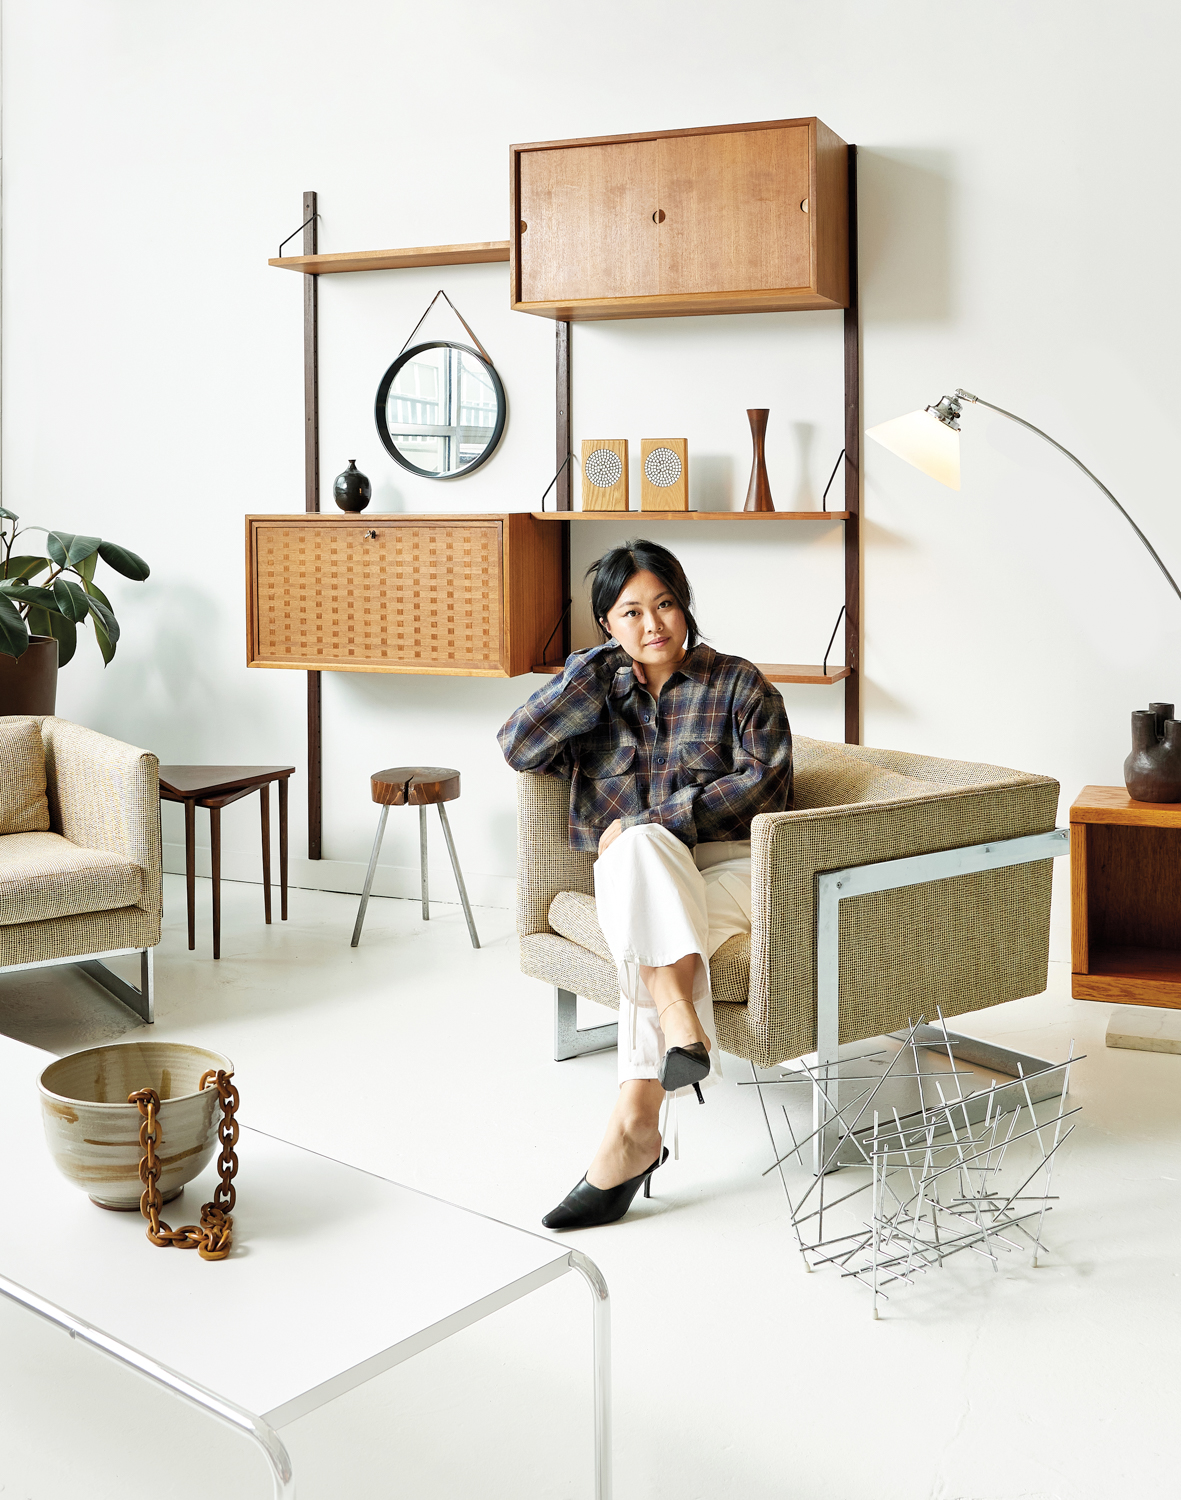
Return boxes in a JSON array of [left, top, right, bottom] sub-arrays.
[[159, 766, 295, 960], [1070, 786, 1181, 1006]]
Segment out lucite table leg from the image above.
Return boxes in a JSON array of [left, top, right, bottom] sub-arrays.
[[568, 1250, 611, 1500], [0, 1273, 296, 1499]]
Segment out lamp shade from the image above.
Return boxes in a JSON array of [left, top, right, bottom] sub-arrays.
[[867, 408, 960, 491]]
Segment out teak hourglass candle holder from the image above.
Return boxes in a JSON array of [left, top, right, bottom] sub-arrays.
[[744, 409, 775, 512]]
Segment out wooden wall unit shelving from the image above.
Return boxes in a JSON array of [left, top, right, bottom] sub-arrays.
[[246, 514, 562, 679], [268, 118, 861, 857], [510, 117, 848, 321]]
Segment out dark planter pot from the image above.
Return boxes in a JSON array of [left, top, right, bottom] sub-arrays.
[[1124, 701, 1181, 802], [0, 635, 59, 715]]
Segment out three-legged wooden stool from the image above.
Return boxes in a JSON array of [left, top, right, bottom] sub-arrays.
[[159, 765, 295, 960], [351, 766, 480, 949]]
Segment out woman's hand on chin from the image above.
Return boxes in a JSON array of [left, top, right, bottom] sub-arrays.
[[631, 659, 648, 686], [598, 818, 624, 856]]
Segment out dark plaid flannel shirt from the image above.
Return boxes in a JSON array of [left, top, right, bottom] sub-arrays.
[[498, 642, 793, 852]]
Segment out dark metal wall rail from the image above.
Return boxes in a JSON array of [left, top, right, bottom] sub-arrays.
[[844, 145, 861, 745], [303, 190, 323, 859]]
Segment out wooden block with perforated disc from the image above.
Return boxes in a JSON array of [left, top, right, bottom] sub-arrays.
[[640, 438, 689, 510], [581, 439, 629, 510], [370, 767, 461, 806]]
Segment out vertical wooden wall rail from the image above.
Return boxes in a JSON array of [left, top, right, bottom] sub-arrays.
[[556, 321, 572, 655], [843, 145, 861, 746], [304, 190, 323, 859]]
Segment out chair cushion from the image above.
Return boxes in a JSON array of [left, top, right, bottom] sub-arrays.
[[793, 755, 943, 810], [0, 832, 143, 925], [547, 891, 750, 1004], [548, 890, 612, 961], [0, 717, 50, 835]]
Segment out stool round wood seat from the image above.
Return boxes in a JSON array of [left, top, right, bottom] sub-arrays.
[[370, 767, 461, 806], [352, 765, 479, 950]]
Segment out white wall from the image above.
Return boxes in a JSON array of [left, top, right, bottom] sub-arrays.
[[6, 1, 1180, 954]]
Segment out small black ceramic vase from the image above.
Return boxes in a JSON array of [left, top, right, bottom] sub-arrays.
[[1124, 701, 1181, 802], [333, 460, 371, 513]]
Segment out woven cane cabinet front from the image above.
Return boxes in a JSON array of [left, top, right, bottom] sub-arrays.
[[246, 514, 562, 677]]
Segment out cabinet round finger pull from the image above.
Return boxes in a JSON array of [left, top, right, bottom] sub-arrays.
[[800, 198, 809, 213], [652, 209, 666, 224], [519, 220, 527, 233]]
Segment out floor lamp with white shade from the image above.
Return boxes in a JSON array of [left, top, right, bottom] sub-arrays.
[[868, 387, 1181, 804], [866, 387, 1181, 606]]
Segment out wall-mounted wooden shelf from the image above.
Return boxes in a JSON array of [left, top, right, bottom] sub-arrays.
[[269, 241, 510, 275], [530, 660, 850, 686], [531, 509, 850, 522]]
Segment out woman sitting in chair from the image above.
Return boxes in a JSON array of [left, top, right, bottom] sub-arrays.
[[498, 539, 793, 1229]]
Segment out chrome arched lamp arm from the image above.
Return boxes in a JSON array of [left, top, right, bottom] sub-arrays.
[[944, 388, 1181, 607]]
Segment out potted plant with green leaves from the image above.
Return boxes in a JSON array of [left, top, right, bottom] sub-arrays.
[[0, 506, 150, 715]]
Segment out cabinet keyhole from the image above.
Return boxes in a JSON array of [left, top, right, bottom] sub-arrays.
[[652, 208, 666, 224]]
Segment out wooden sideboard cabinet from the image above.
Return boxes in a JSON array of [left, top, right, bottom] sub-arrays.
[[246, 514, 563, 678], [510, 117, 849, 321]]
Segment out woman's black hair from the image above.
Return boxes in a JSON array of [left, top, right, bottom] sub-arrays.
[[585, 538, 701, 650]]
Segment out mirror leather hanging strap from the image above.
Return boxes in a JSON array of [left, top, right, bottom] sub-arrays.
[[396, 289, 493, 365]]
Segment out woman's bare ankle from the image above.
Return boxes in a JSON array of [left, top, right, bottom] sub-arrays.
[[657, 998, 710, 1053], [586, 1114, 661, 1190]]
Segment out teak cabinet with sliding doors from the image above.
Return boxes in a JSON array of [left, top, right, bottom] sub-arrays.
[[246, 514, 563, 678], [510, 117, 849, 320]]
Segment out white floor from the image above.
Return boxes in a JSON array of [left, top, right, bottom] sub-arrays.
[[1, 875, 1177, 1499]]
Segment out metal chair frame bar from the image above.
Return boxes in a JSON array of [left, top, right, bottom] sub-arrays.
[[0, 946, 155, 1024]]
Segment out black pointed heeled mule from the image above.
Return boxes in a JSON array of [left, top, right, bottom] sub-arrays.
[[658, 1042, 710, 1103], [542, 1147, 670, 1230]]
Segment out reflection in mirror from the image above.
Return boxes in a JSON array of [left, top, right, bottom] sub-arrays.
[[374, 342, 506, 479]]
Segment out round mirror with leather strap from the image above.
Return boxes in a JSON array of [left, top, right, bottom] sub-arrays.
[[374, 340, 506, 480]]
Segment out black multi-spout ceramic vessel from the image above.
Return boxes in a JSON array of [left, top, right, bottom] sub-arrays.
[[1124, 701, 1181, 803]]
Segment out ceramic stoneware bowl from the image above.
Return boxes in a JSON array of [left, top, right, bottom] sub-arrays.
[[39, 1041, 234, 1210]]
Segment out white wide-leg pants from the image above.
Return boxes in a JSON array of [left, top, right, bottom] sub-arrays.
[[593, 824, 753, 1093]]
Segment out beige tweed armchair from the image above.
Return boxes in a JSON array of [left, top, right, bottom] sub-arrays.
[[0, 716, 162, 1021], [517, 736, 1067, 1107]]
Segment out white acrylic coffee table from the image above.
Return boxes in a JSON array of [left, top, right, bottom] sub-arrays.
[[0, 1036, 610, 1498]]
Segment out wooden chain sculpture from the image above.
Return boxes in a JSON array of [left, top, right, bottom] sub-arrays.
[[128, 1070, 239, 1261]]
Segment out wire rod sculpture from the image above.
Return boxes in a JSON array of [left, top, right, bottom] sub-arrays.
[[745, 1013, 1080, 1316]]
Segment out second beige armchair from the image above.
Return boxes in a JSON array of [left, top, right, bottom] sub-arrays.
[[0, 716, 162, 1021]]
